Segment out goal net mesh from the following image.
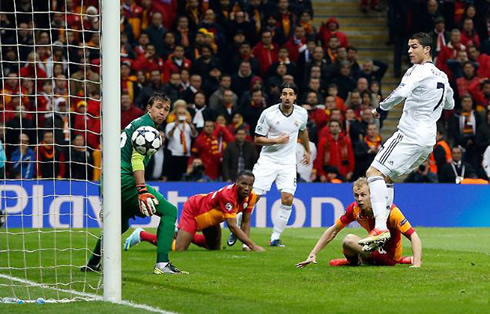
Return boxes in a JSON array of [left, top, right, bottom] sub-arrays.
[[0, 0, 104, 303]]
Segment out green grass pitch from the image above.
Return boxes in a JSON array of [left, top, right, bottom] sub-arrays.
[[1, 227, 489, 313]]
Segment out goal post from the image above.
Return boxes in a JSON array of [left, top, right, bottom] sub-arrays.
[[101, 0, 121, 303]]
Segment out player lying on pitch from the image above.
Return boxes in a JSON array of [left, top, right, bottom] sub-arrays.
[[124, 170, 265, 252], [296, 177, 422, 268]]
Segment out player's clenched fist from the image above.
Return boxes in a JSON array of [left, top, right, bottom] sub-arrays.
[[136, 184, 158, 216]]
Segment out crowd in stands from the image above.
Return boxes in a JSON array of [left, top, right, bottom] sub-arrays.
[[0, 0, 488, 184]]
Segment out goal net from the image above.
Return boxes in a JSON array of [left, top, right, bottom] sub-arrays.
[[0, 0, 109, 303]]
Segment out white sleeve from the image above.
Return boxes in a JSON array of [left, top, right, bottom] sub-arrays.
[[165, 122, 174, 136], [300, 110, 307, 131], [443, 83, 455, 110], [379, 66, 425, 111], [255, 111, 269, 136]]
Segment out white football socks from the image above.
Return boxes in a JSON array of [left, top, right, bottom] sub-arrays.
[[367, 176, 388, 230], [386, 183, 394, 217], [271, 204, 292, 241]]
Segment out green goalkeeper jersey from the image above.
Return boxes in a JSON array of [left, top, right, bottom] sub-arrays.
[[120, 112, 157, 180]]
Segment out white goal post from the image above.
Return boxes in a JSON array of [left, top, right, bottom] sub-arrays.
[[101, 0, 121, 303]]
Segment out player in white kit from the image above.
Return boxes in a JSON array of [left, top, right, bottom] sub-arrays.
[[227, 83, 310, 248], [358, 32, 455, 249]]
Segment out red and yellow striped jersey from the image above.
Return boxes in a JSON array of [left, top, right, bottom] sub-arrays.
[[189, 184, 257, 231], [335, 202, 415, 261]]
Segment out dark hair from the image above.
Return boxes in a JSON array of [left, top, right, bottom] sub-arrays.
[[148, 92, 170, 107], [280, 82, 298, 95], [410, 32, 433, 56], [347, 46, 357, 52], [329, 119, 341, 126], [237, 170, 255, 180]]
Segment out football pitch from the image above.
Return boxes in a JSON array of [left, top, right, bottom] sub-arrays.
[[1, 227, 489, 313]]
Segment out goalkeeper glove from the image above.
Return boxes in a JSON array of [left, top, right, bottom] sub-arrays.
[[136, 184, 158, 217]]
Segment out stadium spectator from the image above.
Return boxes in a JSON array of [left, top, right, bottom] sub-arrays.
[[455, 61, 481, 100], [222, 128, 258, 182], [165, 106, 197, 181], [298, 10, 316, 39], [209, 74, 238, 111], [231, 61, 258, 98], [449, 95, 483, 168], [5, 104, 35, 158], [35, 130, 66, 179], [162, 72, 183, 105], [438, 146, 476, 183], [460, 18, 480, 48], [120, 93, 144, 130], [332, 62, 356, 100], [418, 0, 441, 33], [70, 58, 100, 97], [252, 30, 279, 76], [467, 45, 489, 79], [346, 46, 361, 79], [303, 91, 328, 133], [436, 29, 466, 79], [68, 134, 94, 180], [161, 31, 177, 61], [188, 91, 215, 131], [404, 160, 437, 183], [274, 0, 296, 45], [315, 120, 355, 182], [467, 79, 490, 112], [359, 59, 388, 90], [144, 12, 167, 57], [318, 17, 348, 50], [192, 44, 223, 80], [324, 35, 340, 64], [191, 120, 233, 180], [44, 97, 71, 148], [135, 69, 164, 109], [10, 133, 35, 179], [428, 129, 452, 177], [199, 9, 226, 49], [182, 74, 203, 104], [20, 52, 47, 90], [122, 0, 143, 40], [228, 10, 255, 46], [163, 45, 192, 84], [239, 87, 266, 133], [431, 16, 450, 58], [283, 25, 307, 64], [182, 157, 212, 182], [214, 89, 238, 123], [131, 43, 165, 75]]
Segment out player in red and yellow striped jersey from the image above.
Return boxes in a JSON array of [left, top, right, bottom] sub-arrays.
[[296, 177, 422, 268], [125, 170, 265, 252]]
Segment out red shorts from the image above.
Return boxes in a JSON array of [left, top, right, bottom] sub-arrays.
[[365, 251, 397, 266], [177, 197, 198, 235]]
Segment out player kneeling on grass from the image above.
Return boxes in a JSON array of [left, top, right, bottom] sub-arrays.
[[296, 177, 422, 268], [125, 170, 265, 252]]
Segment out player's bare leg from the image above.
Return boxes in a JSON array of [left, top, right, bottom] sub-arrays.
[[202, 225, 222, 250], [174, 229, 194, 251], [359, 167, 391, 247], [270, 192, 293, 247]]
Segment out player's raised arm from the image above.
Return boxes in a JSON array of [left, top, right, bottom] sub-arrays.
[[296, 224, 342, 268], [226, 217, 265, 252]]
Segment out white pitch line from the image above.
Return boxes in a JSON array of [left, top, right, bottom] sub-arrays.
[[0, 273, 174, 313]]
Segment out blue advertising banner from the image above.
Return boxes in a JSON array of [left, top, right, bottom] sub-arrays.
[[1, 181, 489, 228]]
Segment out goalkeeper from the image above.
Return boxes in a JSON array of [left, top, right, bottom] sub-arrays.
[[82, 92, 186, 275]]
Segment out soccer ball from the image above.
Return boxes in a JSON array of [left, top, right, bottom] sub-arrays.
[[131, 126, 162, 156]]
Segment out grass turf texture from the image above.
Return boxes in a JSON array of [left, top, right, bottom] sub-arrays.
[[1, 227, 489, 313]]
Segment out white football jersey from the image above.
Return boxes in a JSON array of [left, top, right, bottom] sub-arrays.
[[255, 104, 308, 165], [380, 62, 455, 146]]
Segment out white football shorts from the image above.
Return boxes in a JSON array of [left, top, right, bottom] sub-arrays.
[[252, 158, 297, 195], [372, 131, 433, 179]]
